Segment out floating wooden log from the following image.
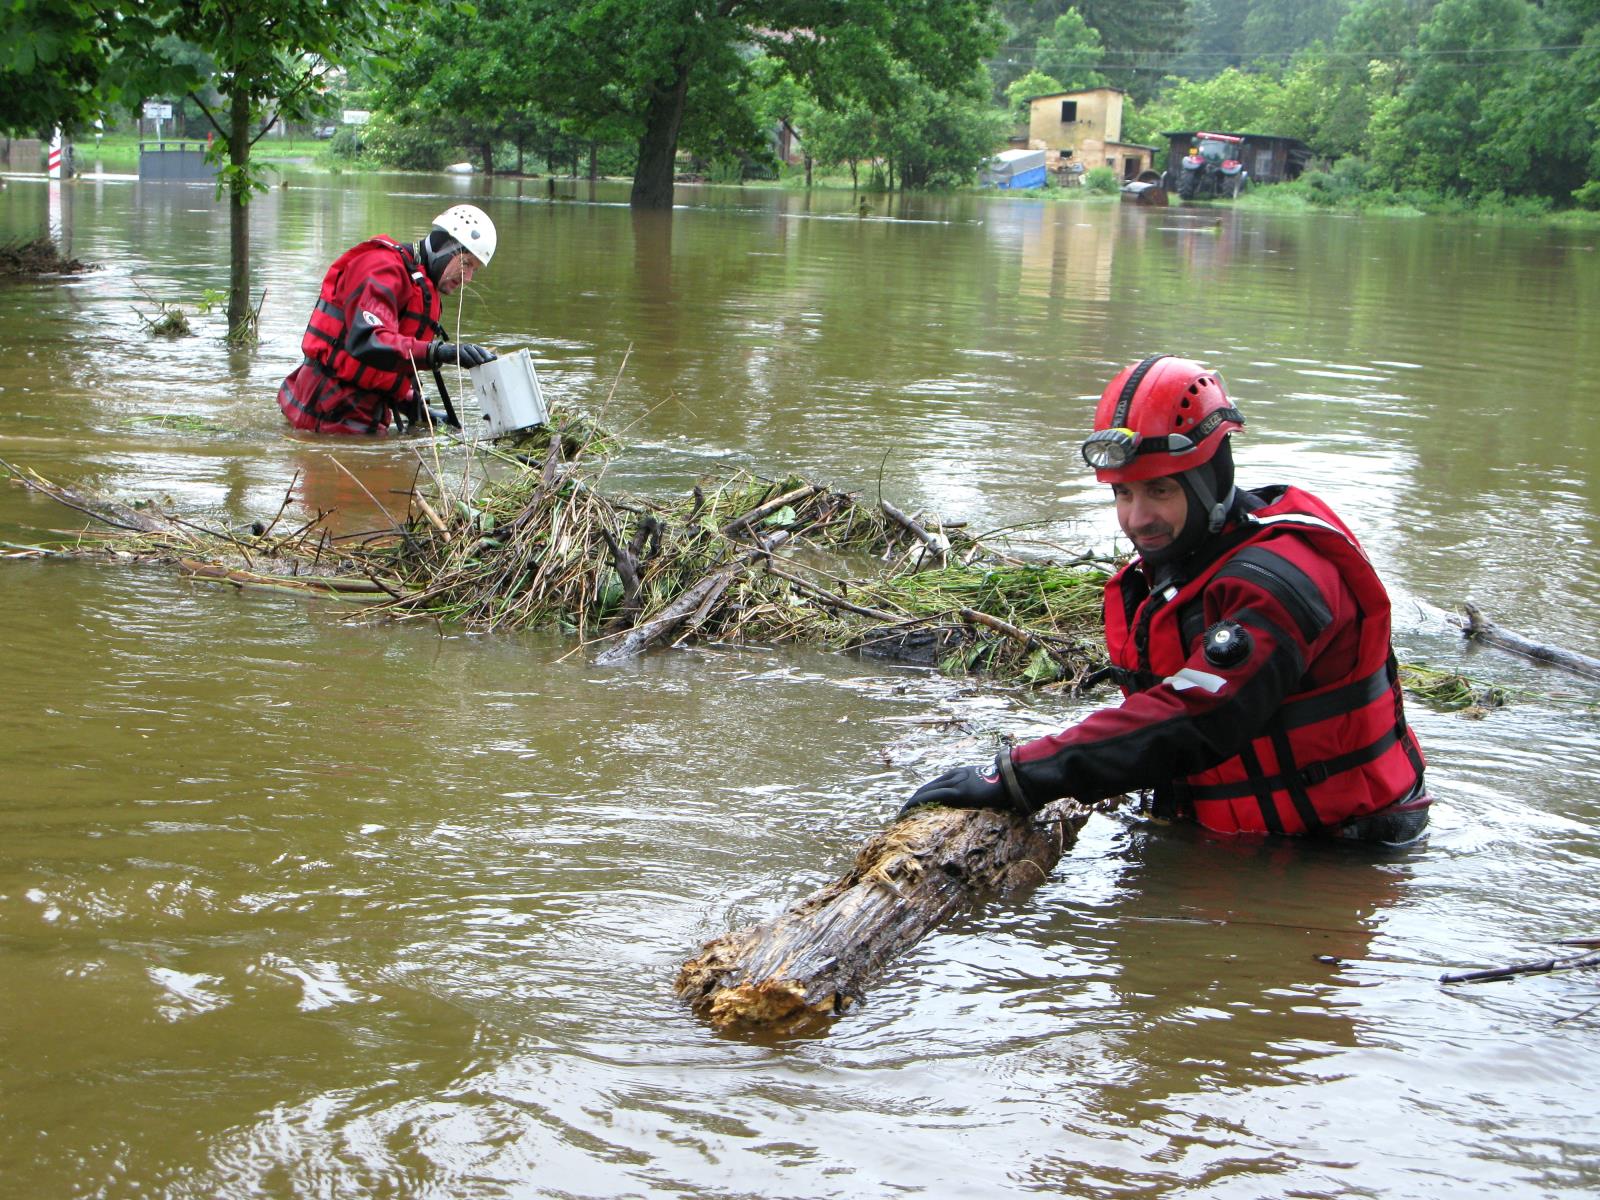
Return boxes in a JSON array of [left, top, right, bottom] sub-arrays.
[[1460, 602, 1600, 682], [675, 798, 1102, 1031]]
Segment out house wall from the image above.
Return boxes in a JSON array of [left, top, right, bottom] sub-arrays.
[[1027, 89, 1149, 178]]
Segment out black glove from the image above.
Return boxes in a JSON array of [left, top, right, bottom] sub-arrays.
[[899, 753, 1029, 819], [430, 341, 496, 369]]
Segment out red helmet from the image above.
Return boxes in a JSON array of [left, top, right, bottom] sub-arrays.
[[1081, 354, 1244, 482]]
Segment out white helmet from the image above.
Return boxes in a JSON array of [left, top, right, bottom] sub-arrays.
[[432, 203, 496, 267]]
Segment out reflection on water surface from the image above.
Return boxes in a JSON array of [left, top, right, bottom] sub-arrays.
[[1, 174, 1597, 1198]]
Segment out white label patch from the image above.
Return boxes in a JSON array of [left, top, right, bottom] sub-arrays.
[[1165, 667, 1228, 694], [361, 309, 383, 327]]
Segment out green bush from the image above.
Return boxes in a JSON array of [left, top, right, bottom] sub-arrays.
[[360, 112, 451, 171], [1083, 165, 1118, 194], [1302, 157, 1372, 205], [1571, 181, 1600, 211], [327, 127, 364, 160]]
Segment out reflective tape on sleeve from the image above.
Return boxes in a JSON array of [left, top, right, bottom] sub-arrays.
[[1164, 666, 1229, 694]]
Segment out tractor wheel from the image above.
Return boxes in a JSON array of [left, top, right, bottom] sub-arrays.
[[1178, 169, 1198, 200], [1229, 174, 1247, 199]]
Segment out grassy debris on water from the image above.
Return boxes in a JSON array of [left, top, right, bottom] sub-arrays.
[[0, 235, 92, 277], [0, 423, 1530, 704]]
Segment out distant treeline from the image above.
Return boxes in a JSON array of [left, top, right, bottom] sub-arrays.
[[5, 1, 1597, 210]]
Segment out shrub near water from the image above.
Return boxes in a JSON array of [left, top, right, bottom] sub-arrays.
[[1083, 165, 1119, 194]]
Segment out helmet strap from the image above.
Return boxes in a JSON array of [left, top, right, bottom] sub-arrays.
[[1143, 445, 1237, 571], [1112, 353, 1171, 427], [418, 230, 463, 285]]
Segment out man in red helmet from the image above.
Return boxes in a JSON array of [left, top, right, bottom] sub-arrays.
[[277, 204, 499, 435], [903, 354, 1430, 846]]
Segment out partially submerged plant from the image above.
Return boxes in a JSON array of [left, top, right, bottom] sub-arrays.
[[1397, 661, 1508, 714], [138, 305, 192, 337]]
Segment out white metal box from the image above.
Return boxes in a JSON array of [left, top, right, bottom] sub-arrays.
[[469, 349, 548, 438]]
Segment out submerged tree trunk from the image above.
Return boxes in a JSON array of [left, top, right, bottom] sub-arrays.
[[1461, 602, 1600, 681], [630, 59, 692, 209], [676, 799, 1101, 1031], [479, 140, 495, 175], [226, 88, 251, 333]]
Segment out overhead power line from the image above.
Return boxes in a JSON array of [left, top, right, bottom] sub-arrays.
[[989, 41, 1587, 65]]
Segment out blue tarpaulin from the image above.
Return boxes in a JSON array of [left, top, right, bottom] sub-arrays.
[[981, 149, 1048, 190]]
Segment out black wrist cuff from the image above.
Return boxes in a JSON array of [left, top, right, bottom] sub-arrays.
[[995, 748, 1031, 816]]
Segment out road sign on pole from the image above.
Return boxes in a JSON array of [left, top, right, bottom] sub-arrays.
[[143, 101, 173, 141]]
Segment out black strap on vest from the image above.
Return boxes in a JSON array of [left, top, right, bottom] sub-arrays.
[[1181, 726, 1406, 805], [1277, 664, 1392, 731]]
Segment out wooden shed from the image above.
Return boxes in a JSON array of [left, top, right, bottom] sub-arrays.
[[1159, 131, 1312, 185]]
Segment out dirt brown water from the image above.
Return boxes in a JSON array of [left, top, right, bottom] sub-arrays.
[[1, 169, 1598, 1198]]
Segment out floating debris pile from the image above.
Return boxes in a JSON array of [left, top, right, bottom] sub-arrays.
[[0, 235, 91, 277], [0, 421, 1535, 705]]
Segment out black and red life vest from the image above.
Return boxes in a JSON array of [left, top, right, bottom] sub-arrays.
[[278, 237, 442, 434], [1102, 487, 1425, 835]]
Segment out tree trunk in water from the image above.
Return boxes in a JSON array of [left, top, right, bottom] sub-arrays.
[[1461, 602, 1600, 681], [676, 799, 1100, 1030], [226, 88, 251, 334], [630, 60, 692, 209], [805, 154, 813, 188], [588, 141, 598, 180], [480, 141, 495, 175]]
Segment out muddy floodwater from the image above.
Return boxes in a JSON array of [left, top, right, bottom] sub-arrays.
[[2, 168, 1598, 1198]]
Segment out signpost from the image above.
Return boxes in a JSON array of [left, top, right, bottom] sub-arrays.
[[143, 101, 174, 141]]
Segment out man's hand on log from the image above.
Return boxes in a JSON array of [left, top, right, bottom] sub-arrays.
[[899, 751, 1032, 819]]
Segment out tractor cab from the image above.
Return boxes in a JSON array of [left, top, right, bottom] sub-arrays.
[[1188, 133, 1244, 172], [1177, 132, 1249, 200]]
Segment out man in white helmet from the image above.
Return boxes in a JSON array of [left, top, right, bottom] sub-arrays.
[[277, 204, 499, 434]]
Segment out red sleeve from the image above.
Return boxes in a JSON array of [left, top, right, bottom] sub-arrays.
[[1009, 541, 1357, 804], [339, 255, 433, 375]]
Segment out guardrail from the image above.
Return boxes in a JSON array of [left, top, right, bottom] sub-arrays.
[[138, 140, 217, 183]]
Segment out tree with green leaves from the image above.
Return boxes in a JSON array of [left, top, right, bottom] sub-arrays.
[[1135, 67, 1286, 139], [375, 2, 507, 174], [512, 0, 1001, 208], [1366, 0, 1536, 194], [1074, 0, 1189, 99], [171, 1, 407, 333], [873, 62, 1011, 189], [991, 0, 1185, 99], [1240, 0, 1350, 61], [3, 0, 412, 332], [0, 2, 182, 136], [1033, 9, 1109, 91], [1004, 70, 1066, 122], [789, 93, 877, 189]]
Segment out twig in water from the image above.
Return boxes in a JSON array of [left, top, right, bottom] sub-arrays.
[[1440, 944, 1600, 985]]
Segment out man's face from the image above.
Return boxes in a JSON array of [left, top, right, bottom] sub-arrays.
[[1112, 475, 1188, 556], [437, 251, 483, 295]]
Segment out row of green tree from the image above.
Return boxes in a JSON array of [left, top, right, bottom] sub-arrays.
[[364, 0, 1598, 209], [4, 2, 1598, 321]]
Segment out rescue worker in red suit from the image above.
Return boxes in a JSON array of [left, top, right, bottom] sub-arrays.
[[277, 204, 499, 435], [902, 354, 1431, 846]]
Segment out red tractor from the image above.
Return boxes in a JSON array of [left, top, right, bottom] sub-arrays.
[[1173, 132, 1248, 200]]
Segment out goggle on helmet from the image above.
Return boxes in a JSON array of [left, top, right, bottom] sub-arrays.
[[1081, 354, 1245, 482]]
